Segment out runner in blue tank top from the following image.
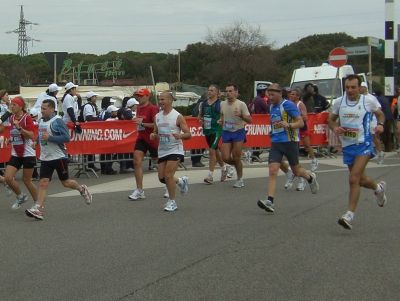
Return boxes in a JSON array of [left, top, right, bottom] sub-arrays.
[[257, 83, 319, 214]]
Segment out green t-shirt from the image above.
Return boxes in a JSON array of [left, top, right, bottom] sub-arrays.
[[201, 99, 222, 135]]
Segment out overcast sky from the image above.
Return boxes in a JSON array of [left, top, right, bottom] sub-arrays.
[[1, 0, 399, 55]]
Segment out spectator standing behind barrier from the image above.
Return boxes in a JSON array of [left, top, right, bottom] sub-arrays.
[[0, 97, 38, 210], [98, 97, 117, 175], [29, 107, 40, 181], [32, 83, 61, 113], [257, 84, 319, 214], [392, 86, 400, 149], [218, 84, 252, 188], [25, 99, 92, 220], [250, 83, 270, 162], [190, 96, 206, 167], [128, 89, 160, 200], [303, 83, 330, 113], [81, 91, 101, 172], [61, 82, 81, 134], [0, 89, 11, 122], [117, 97, 135, 173], [374, 89, 395, 153], [150, 91, 190, 212]]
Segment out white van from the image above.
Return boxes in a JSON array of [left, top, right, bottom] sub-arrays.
[[290, 63, 366, 100]]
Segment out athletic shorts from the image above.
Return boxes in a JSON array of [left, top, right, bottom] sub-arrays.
[[40, 158, 69, 181], [158, 154, 184, 163], [269, 142, 300, 166], [7, 156, 36, 169], [222, 128, 246, 143], [135, 139, 158, 158], [205, 132, 222, 150], [342, 142, 375, 166]]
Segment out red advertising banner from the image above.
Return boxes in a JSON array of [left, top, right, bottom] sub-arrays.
[[183, 112, 329, 149], [0, 113, 329, 163], [65, 121, 138, 155]]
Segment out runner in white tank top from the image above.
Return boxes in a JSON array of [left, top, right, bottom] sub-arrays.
[[328, 75, 387, 230], [151, 91, 191, 212]]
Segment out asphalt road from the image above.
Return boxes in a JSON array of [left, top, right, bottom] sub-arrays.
[[1, 154, 400, 301]]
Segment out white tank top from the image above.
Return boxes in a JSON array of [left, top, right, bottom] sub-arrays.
[[156, 109, 184, 158], [38, 115, 68, 161], [338, 95, 372, 148]]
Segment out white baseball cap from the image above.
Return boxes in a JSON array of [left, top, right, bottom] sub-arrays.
[[107, 105, 119, 113], [86, 91, 99, 99], [65, 82, 78, 91], [126, 98, 139, 107], [48, 83, 61, 93], [29, 107, 40, 117], [361, 82, 368, 88]]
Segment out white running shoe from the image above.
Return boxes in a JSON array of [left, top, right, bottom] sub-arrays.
[[257, 199, 274, 213], [164, 199, 178, 212], [233, 179, 244, 188], [80, 185, 92, 204], [310, 158, 319, 172], [296, 177, 306, 191], [11, 193, 28, 210], [163, 186, 169, 198], [374, 181, 387, 207], [25, 204, 44, 220], [227, 166, 234, 178], [308, 172, 319, 194], [338, 212, 353, 230], [128, 189, 146, 200], [178, 176, 189, 194], [284, 170, 295, 190]]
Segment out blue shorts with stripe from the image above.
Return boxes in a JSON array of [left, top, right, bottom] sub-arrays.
[[342, 142, 375, 166]]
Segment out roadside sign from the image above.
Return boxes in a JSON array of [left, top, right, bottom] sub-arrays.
[[328, 47, 348, 68], [345, 45, 369, 56], [368, 37, 380, 47]]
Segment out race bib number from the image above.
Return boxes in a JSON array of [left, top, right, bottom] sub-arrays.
[[203, 117, 212, 130], [223, 119, 235, 131], [270, 114, 284, 134], [10, 129, 23, 146], [159, 126, 173, 144], [343, 128, 359, 141]]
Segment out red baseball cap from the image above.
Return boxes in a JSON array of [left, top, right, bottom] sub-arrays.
[[134, 88, 150, 97]]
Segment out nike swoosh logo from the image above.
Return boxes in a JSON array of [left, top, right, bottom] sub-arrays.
[[122, 131, 135, 139]]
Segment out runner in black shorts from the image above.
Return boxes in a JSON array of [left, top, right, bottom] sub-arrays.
[[25, 99, 92, 220], [128, 88, 160, 200], [0, 97, 38, 210]]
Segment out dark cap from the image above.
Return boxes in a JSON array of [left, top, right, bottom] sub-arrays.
[[267, 83, 282, 92]]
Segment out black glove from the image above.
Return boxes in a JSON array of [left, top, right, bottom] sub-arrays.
[[74, 124, 82, 134]]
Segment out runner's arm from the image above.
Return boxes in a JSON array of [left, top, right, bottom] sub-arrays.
[[174, 115, 191, 140], [48, 119, 70, 144]]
